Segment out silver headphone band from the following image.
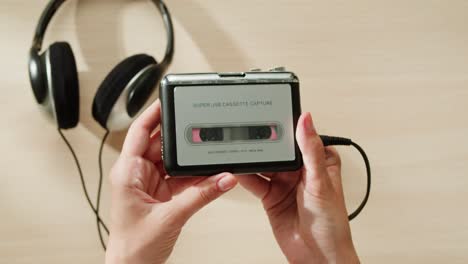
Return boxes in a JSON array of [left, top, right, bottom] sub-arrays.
[[31, 0, 175, 65]]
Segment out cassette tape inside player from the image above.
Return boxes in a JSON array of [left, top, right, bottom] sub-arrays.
[[160, 70, 302, 176]]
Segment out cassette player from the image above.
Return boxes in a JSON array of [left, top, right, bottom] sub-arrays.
[[159, 70, 303, 176]]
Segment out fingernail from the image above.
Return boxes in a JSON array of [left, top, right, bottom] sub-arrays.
[[304, 112, 316, 134], [217, 174, 237, 192]]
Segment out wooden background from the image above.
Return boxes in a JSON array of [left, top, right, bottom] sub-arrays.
[[1, 0, 467, 263]]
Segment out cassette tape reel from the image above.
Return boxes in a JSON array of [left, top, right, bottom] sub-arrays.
[[187, 123, 282, 144]]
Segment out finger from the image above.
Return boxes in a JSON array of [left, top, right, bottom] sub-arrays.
[[324, 147, 342, 186], [237, 174, 270, 199], [271, 170, 302, 185], [324, 147, 345, 201], [110, 156, 152, 190], [261, 171, 301, 210], [166, 176, 206, 196], [168, 173, 238, 222], [256, 172, 277, 179], [144, 130, 162, 163], [156, 162, 167, 177], [324, 146, 342, 168], [109, 156, 161, 205], [295, 112, 332, 195], [122, 99, 161, 156], [151, 177, 172, 202], [295, 112, 326, 174]]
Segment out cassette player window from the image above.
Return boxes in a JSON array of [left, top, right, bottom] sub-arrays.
[[174, 84, 296, 166]]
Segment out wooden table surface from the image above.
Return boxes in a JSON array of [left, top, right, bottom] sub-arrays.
[[1, 0, 467, 263]]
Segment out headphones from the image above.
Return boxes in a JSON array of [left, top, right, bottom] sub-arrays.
[[28, 0, 174, 131]]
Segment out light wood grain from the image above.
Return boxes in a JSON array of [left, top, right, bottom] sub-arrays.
[[1, 0, 467, 263]]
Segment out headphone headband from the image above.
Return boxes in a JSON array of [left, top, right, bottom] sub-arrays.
[[152, 0, 174, 68], [31, 0, 175, 65], [32, 0, 64, 52]]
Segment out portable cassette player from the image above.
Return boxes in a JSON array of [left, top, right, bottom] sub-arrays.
[[159, 70, 303, 176]]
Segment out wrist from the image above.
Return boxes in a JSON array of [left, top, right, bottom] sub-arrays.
[[333, 242, 359, 264], [105, 249, 134, 264], [106, 252, 165, 264], [105, 244, 168, 264], [105, 246, 159, 264], [105, 251, 127, 264]]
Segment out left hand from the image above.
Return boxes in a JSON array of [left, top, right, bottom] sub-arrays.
[[105, 100, 238, 264]]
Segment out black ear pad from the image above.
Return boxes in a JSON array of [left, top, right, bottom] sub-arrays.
[[48, 42, 79, 129], [93, 54, 156, 129]]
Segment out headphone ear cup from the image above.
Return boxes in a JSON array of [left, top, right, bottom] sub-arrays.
[[29, 50, 48, 104], [93, 54, 156, 130], [48, 42, 79, 129]]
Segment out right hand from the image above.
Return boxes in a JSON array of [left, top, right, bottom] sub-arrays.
[[238, 112, 359, 263]]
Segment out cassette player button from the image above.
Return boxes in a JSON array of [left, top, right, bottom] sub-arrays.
[[269, 66, 286, 72], [218, 72, 246, 78]]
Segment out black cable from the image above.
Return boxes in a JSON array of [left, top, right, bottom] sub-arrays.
[[320, 135, 371, 221], [96, 130, 110, 251], [347, 141, 371, 220], [58, 128, 109, 250], [57, 129, 369, 248]]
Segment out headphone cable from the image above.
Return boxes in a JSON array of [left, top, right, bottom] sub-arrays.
[[58, 128, 109, 251], [320, 135, 371, 221], [57, 130, 370, 248], [96, 130, 110, 250]]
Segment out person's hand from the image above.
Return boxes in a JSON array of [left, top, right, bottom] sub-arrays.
[[238, 112, 359, 264], [105, 100, 238, 264]]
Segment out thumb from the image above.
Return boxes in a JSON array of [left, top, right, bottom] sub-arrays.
[[169, 173, 238, 223], [296, 112, 331, 195]]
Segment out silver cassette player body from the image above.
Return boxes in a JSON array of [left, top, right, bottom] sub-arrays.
[[160, 71, 302, 176]]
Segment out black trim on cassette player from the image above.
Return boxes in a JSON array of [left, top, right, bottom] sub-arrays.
[[160, 71, 302, 176]]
